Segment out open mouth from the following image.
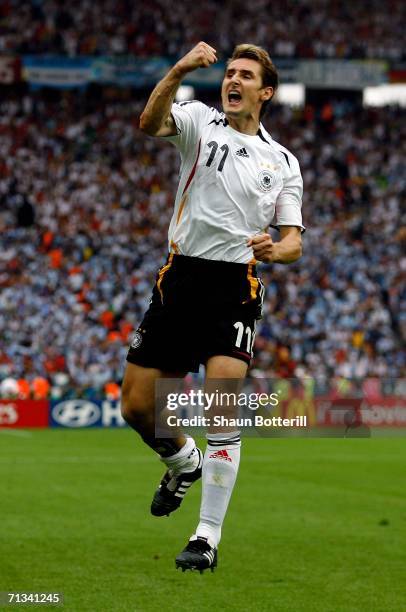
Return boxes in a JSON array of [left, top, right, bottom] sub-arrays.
[[228, 91, 242, 106]]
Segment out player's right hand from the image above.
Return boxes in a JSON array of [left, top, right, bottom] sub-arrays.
[[175, 42, 217, 75]]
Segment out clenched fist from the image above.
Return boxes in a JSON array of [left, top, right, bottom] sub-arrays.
[[247, 233, 277, 263], [248, 228, 302, 264], [175, 42, 217, 76]]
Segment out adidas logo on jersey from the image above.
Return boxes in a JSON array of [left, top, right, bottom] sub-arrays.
[[236, 147, 249, 158]]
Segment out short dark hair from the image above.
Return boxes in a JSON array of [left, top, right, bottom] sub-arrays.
[[227, 44, 279, 117]]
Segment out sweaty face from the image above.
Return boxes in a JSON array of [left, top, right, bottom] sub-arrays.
[[221, 58, 270, 119]]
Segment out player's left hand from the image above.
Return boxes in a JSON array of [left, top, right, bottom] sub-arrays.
[[247, 233, 277, 263]]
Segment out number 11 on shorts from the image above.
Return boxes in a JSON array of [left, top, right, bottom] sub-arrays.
[[234, 321, 255, 355]]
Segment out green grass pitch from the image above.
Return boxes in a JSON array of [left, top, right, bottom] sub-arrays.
[[0, 429, 405, 612]]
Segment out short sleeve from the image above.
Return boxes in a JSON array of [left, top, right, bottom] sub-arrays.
[[162, 101, 211, 156], [271, 153, 305, 231]]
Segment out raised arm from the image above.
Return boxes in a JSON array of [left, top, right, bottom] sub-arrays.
[[139, 42, 217, 137]]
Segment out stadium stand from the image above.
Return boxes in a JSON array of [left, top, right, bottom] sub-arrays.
[[0, 0, 405, 60], [0, 89, 404, 397]]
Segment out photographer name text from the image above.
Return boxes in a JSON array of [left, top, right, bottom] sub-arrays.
[[166, 415, 307, 428]]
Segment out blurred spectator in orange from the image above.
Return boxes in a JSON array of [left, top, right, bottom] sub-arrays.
[[17, 378, 31, 399], [104, 382, 120, 400], [48, 248, 63, 269], [32, 377, 50, 400]]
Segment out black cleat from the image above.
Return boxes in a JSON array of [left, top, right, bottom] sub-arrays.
[[150, 449, 203, 517], [175, 537, 217, 573]]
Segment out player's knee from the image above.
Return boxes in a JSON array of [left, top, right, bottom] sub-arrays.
[[121, 383, 152, 425]]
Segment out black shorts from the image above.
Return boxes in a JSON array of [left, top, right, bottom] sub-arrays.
[[126, 254, 264, 373]]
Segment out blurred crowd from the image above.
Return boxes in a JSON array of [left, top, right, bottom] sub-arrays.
[[0, 90, 405, 398], [0, 0, 404, 60]]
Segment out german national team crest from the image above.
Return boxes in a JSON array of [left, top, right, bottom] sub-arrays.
[[131, 331, 143, 349], [258, 170, 276, 192]]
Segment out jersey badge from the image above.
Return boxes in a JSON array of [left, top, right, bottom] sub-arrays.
[[258, 169, 276, 192]]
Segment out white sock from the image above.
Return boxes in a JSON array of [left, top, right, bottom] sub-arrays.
[[194, 431, 241, 548], [161, 436, 200, 475]]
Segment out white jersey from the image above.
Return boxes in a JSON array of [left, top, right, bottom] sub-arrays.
[[163, 101, 304, 264]]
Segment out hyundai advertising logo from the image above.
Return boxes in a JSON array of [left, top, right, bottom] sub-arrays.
[[52, 400, 101, 428]]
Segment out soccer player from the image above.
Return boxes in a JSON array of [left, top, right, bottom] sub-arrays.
[[122, 41, 303, 572]]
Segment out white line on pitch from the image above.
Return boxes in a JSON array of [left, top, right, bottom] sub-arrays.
[[0, 456, 152, 464], [0, 429, 32, 438]]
